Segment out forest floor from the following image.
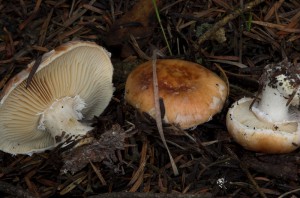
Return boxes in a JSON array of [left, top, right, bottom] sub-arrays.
[[1, 0, 300, 197]]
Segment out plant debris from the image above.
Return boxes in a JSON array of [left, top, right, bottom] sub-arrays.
[[105, 0, 161, 58], [61, 124, 135, 175], [1, 0, 300, 197]]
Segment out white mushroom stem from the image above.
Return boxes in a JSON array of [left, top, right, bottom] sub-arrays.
[[251, 84, 290, 123], [38, 95, 93, 142]]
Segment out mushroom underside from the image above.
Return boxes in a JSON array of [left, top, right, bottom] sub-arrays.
[[226, 97, 300, 153], [0, 42, 114, 155]]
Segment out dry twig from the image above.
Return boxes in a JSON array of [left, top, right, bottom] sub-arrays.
[[197, 0, 265, 45]]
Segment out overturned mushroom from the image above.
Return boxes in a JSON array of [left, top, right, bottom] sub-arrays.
[[125, 59, 228, 129], [0, 41, 114, 155], [226, 60, 300, 153]]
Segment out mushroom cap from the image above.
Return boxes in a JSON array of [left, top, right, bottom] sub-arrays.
[[0, 41, 114, 154], [226, 97, 300, 153], [261, 60, 300, 106], [125, 59, 228, 129]]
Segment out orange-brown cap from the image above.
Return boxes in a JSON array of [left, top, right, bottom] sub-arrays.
[[125, 59, 228, 129]]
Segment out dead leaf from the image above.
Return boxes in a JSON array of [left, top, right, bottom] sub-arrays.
[[61, 124, 133, 175]]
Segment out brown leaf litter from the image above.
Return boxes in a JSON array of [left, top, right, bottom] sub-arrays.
[[1, 0, 300, 197], [61, 124, 135, 175]]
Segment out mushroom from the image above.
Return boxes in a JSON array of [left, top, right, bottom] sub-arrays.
[[125, 59, 228, 129], [226, 60, 300, 153], [0, 41, 114, 155]]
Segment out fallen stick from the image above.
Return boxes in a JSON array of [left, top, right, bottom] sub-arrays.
[[197, 0, 265, 45]]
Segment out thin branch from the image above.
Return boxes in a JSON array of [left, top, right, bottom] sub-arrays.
[[197, 0, 265, 45]]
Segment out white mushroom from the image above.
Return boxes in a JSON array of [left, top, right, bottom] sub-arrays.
[[252, 61, 300, 123], [0, 41, 114, 155], [226, 60, 300, 153]]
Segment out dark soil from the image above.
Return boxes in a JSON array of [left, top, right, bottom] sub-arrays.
[[1, 0, 300, 197]]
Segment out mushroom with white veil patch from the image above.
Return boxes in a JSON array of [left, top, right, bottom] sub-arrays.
[[0, 41, 114, 155], [226, 60, 300, 153]]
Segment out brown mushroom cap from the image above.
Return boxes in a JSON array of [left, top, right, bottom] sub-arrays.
[[125, 59, 228, 129], [226, 97, 300, 153], [0, 41, 114, 155]]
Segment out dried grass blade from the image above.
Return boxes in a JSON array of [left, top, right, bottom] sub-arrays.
[[59, 174, 87, 195], [82, 4, 105, 14], [277, 11, 300, 36], [89, 160, 107, 186], [129, 171, 144, 192], [58, 26, 84, 41], [152, 51, 179, 176], [3, 27, 15, 56], [39, 8, 54, 46], [128, 141, 148, 186], [63, 0, 96, 27], [19, 0, 42, 30], [24, 169, 39, 196], [208, 59, 248, 68], [129, 35, 151, 60], [264, 0, 284, 21], [251, 21, 300, 33]]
